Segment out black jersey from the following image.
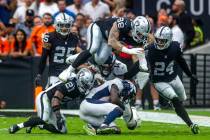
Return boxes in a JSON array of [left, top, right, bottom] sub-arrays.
[[43, 32, 79, 76], [46, 77, 81, 101], [146, 41, 184, 83], [95, 17, 142, 46]]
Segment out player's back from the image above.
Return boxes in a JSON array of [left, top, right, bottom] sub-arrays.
[[86, 78, 123, 101]]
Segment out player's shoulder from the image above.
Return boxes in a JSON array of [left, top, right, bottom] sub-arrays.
[[170, 41, 182, 51], [116, 17, 131, 30]]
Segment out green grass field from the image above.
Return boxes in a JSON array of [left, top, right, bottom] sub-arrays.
[[1, 112, 210, 140]]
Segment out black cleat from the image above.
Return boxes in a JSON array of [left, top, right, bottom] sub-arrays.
[[9, 124, 20, 134], [26, 127, 33, 133], [190, 124, 200, 134]]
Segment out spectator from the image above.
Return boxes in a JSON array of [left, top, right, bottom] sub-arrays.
[[33, 16, 43, 26], [67, 0, 85, 15], [172, 0, 195, 49], [157, 9, 168, 27], [13, 0, 37, 23], [0, 22, 10, 56], [124, 9, 135, 20], [168, 14, 184, 48], [10, 29, 33, 57], [15, 9, 35, 37], [190, 19, 204, 47], [0, 0, 17, 25], [0, 100, 6, 109], [38, 0, 59, 17], [54, 0, 76, 20], [29, 13, 55, 56], [83, 0, 110, 21], [75, 13, 86, 38]]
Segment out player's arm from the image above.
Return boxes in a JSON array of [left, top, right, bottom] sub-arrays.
[[51, 90, 64, 117], [110, 84, 124, 110], [108, 22, 124, 51]]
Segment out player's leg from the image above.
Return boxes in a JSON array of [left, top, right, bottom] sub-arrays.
[[135, 72, 149, 110], [154, 82, 199, 134], [9, 93, 50, 134], [94, 41, 112, 65], [80, 99, 122, 135], [59, 23, 103, 81], [150, 83, 161, 110], [170, 76, 199, 134]]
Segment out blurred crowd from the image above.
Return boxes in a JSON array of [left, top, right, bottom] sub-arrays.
[[0, 0, 205, 58]]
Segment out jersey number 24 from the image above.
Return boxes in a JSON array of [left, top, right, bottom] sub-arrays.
[[154, 61, 174, 76]]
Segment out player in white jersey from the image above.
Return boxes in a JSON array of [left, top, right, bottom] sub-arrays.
[[79, 78, 137, 135]]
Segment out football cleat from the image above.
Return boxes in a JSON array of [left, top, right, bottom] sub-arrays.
[[190, 124, 200, 134], [8, 124, 20, 134], [96, 125, 117, 135], [83, 124, 96, 136], [153, 104, 161, 111], [110, 126, 121, 134], [26, 126, 33, 133]]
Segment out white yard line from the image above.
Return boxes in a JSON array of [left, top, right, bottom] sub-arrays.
[[1, 109, 210, 127]]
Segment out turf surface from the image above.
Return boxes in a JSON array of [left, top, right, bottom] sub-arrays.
[[0, 115, 210, 140]]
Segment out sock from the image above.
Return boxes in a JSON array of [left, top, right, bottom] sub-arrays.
[[135, 100, 142, 105], [23, 116, 46, 128], [172, 97, 193, 127], [153, 99, 159, 106], [17, 123, 24, 128], [103, 108, 123, 126], [72, 50, 92, 68]]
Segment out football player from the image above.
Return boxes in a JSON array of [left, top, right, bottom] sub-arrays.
[[146, 26, 199, 134], [59, 16, 151, 82], [9, 68, 95, 134], [35, 12, 82, 88], [79, 78, 137, 135]]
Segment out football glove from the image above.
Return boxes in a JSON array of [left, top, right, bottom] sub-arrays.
[[56, 115, 65, 131], [122, 47, 144, 55], [191, 74, 199, 85]]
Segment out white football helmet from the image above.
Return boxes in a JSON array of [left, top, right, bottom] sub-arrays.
[[154, 26, 172, 50], [113, 62, 128, 76], [54, 12, 74, 36], [76, 68, 95, 94], [131, 16, 151, 44]]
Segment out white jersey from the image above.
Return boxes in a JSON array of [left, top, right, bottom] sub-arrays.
[[86, 78, 124, 102], [105, 60, 127, 80]]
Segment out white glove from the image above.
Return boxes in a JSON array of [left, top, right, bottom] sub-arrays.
[[58, 65, 75, 82], [66, 53, 80, 64], [122, 47, 144, 55]]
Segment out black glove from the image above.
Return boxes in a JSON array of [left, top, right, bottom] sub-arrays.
[[35, 74, 42, 86], [191, 74, 199, 85], [56, 115, 64, 131]]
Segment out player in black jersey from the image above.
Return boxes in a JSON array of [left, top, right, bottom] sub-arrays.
[[146, 26, 199, 134], [9, 68, 95, 134], [35, 12, 82, 87], [59, 16, 151, 82]]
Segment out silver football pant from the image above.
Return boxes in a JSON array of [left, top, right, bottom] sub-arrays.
[[36, 92, 67, 133], [79, 99, 119, 127], [153, 76, 187, 101], [86, 23, 112, 65]]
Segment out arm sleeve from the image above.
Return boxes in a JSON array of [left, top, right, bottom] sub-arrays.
[[124, 61, 140, 79], [175, 46, 192, 77], [38, 48, 50, 75]]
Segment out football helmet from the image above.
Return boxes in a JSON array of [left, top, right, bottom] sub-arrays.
[[113, 62, 128, 76], [120, 80, 136, 101], [154, 26, 172, 50], [76, 68, 95, 94], [54, 12, 74, 36], [131, 16, 151, 44], [98, 53, 116, 77]]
